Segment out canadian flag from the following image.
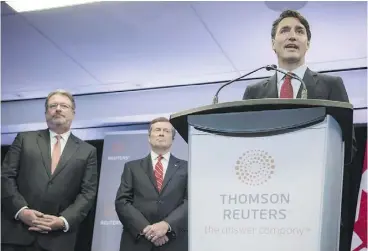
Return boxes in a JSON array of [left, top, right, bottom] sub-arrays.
[[351, 142, 367, 251]]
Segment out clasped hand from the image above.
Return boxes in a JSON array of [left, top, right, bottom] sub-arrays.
[[19, 209, 64, 234], [143, 221, 170, 246]]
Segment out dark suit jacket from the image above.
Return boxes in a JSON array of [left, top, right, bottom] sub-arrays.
[[243, 67, 357, 157], [1, 129, 98, 251], [115, 154, 188, 251], [243, 68, 349, 101]]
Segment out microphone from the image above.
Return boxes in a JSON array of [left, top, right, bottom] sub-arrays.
[[266, 65, 308, 99], [212, 65, 277, 104]]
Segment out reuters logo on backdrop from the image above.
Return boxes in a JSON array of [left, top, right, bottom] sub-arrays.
[[100, 204, 122, 226], [104, 204, 117, 217], [235, 150, 275, 186], [107, 142, 130, 161], [112, 142, 124, 153]]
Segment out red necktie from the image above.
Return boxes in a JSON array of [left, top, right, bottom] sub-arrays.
[[51, 135, 61, 174], [280, 74, 293, 98], [154, 155, 164, 191]]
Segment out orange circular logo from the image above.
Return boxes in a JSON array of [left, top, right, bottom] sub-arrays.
[[235, 150, 275, 186]]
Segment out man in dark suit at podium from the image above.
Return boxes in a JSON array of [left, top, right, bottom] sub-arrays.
[[242, 9, 350, 102], [1, 90, 98, 251], [242, 8, 356, 158], [243, 10, 356, 251], [115, 117, 188, 251]]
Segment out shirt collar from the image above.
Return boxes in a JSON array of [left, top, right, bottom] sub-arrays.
[[151, 150, 170, 161], [49, 129, 71, 141], [277, 64, 308, 82]]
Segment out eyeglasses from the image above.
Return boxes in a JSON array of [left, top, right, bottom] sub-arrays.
[[48, 103, 72, 110]]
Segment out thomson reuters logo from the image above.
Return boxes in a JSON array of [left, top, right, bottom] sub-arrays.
[[235, 150, 275, 186]]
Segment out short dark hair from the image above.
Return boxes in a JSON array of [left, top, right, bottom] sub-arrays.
[[148, 117, 176, 139], [271, 10, 311, 41]]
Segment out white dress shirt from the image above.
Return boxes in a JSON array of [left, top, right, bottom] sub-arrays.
[[277, 64, 308, 99], [151, 151, 170, 178], [15, 129, 72, 232]]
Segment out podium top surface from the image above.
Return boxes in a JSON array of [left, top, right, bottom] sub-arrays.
[[170, 98, 353, 143]]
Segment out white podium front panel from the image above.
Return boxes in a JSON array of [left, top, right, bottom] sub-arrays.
[[188, 116, 344, 251]]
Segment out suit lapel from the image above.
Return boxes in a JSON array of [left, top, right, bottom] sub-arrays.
[[264, 73, 278, 98], [297, 68, 318, 99], [50, 134, 80, 180], [140, 155, 159, 193], [37, 129, 52, 178], [161, 155, 180, 192]]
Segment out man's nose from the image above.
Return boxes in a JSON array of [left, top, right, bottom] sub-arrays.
[[52, 104, 63, 110], [288, 31, 297, 40]]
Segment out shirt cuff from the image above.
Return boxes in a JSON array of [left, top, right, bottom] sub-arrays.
[[167, 223, 172, 232], [59, 216, 70, 232], [15, 206, 28, 220]]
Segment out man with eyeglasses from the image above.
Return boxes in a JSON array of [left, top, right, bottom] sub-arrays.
[[1, 90, 98, 251]]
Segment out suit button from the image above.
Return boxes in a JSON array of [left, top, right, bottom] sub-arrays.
[[157, 200, 162, 204], [49, 181, 53, 185]]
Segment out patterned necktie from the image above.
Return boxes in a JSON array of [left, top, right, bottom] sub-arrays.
[[280, 74, 293, 98], [154, 155, 164, 191], [51, 135, 61, 174]]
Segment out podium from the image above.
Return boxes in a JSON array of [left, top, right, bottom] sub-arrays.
[[170, 99, 353, 251]]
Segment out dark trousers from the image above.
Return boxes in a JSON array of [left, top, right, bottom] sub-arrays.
[[1, 242, 48, 251]]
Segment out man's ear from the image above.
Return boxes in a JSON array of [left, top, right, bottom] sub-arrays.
[[272, 39, 276, 53]]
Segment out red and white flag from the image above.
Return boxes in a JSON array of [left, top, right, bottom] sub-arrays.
[[351, 142, 367, 251]]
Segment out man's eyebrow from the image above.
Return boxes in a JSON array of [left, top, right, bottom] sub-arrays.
[[295, 25, 306, 30], [279, 24, 305, 30], [279, 25, 291, 31]]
